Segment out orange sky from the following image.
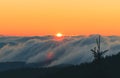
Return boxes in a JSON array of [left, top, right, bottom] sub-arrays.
[[0, 0, 120, 36]]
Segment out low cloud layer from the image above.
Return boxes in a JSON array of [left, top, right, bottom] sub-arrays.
[[0, 35, 120, 66]]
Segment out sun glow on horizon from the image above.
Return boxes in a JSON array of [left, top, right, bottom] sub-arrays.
[[56, 33, 63, 38], [53, 33, 64, 41]]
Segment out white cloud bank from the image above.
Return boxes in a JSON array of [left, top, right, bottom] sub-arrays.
[[0, 35, 120, 66]]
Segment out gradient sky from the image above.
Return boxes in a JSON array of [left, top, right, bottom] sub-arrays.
[[0, 0, 120, 36]]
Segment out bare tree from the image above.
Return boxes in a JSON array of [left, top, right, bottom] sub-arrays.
[[91, 35, 108, 62]]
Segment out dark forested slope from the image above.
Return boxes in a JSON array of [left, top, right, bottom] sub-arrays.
[[0, 52, 120, 78]]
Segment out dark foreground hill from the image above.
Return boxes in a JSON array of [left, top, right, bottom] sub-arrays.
[[0, 52, 120, 78]]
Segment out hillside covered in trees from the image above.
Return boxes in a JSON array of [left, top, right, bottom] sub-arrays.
[[0, 52, 120, 78]]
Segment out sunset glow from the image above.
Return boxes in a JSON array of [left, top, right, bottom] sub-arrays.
[[0, 0, 120, 36], [56, 33, 63, 38]]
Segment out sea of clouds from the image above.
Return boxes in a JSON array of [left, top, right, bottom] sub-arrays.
[[0, 35, 120, 66]]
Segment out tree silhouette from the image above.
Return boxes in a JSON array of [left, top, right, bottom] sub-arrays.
[[91, 35, 109, 63]]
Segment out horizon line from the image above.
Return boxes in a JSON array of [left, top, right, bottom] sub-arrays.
[[0, 34, 119, 37]]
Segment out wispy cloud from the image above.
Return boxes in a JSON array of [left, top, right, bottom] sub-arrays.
[[0, 35, 120, 66]]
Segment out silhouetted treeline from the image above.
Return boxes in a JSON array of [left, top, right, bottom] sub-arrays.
[[91, 35, 108, 63], [0, 52, 120, 78]]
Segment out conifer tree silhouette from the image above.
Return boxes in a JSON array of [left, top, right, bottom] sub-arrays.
[[91, 35, 108, 62]]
